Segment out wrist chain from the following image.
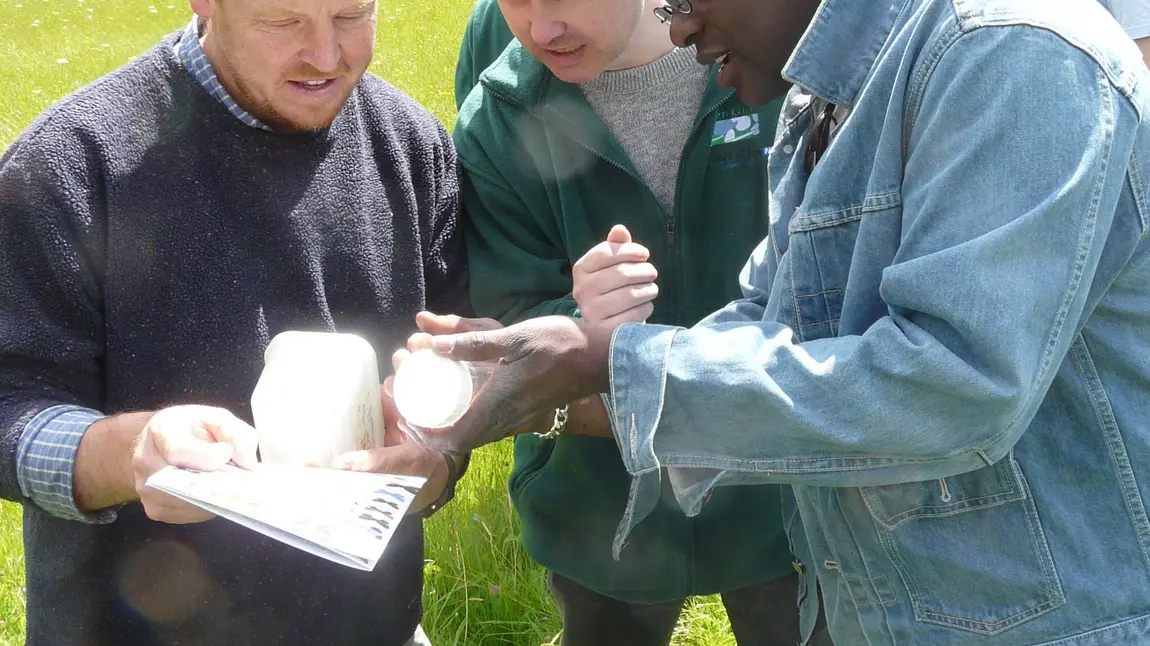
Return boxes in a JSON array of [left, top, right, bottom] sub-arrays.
[[535, 405, 569, 440]]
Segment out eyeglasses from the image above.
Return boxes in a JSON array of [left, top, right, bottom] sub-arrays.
[[803, 101, 839, 175], [654, 0, 691, 25]]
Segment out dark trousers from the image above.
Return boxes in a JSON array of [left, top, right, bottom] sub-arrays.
[[547, 571, 833, 646]]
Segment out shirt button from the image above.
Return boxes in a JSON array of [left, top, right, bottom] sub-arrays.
[[782, 144, 795, 155], [792, 560, 805, 574]]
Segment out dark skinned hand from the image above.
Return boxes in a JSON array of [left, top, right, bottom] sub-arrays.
[[394, 313, 615, 454]]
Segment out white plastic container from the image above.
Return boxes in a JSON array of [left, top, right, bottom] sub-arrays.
[[251, 331, 385, 468], [392, 349, 495, 430]]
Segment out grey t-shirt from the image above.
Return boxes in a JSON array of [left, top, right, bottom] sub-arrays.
[[580, 45, 710, 215]]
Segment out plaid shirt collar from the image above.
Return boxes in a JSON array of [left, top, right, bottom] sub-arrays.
[[174, 16, 271, 131]]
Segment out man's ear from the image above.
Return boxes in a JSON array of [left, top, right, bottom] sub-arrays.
[[189, 0, 214, 20]]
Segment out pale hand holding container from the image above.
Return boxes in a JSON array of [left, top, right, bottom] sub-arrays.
[[251, 331, 385, 468]]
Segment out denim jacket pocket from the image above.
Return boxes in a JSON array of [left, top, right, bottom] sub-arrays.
[[784, 220, 854, 341], [860, 455, 1065, 635], [784, 192, 899, 341]]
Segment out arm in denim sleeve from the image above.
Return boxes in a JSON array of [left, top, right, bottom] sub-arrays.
[[17, 406, 115, 523], [606, 25, 1144, 535]]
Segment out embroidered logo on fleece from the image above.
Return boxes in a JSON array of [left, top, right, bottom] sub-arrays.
[[711, 114, 760, 146]]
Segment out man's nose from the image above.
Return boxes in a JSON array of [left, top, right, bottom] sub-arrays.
[[299, 22, 341, 73], [668, 12, 700, 49], [530, 17, 566, 46], [527, 0, 566, 46]]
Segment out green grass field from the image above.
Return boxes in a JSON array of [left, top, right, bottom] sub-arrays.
[[0, 1, 735, 644]]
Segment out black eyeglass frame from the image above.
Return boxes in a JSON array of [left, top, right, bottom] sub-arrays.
[[654, 0, 692, 24], [803, 101, 839, 175]]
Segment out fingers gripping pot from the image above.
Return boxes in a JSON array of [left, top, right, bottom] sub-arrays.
[[392, 349, 496, 432]]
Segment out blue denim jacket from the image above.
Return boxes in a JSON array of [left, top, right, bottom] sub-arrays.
[[605, 0, 1150, 643]]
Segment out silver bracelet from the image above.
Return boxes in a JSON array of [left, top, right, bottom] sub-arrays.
[[535, 405, 569, 440]]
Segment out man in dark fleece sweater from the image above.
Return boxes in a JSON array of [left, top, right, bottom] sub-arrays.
[[0, 1, 466, 644]]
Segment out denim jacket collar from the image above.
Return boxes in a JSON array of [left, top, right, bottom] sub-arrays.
[[783, 0, 908, 108]]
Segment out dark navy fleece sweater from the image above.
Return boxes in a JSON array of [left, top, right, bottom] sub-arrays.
[[0, 34, 466, 645]]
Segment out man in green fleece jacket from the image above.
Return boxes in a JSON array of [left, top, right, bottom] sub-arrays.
[[451, 0, 829, 644]]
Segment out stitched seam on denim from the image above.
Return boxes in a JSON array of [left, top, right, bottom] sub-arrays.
[[870, 491, 1022, 530], [1014, 457, 1067, 610], [1032, 611, 1150, 645], [829, 485, 903, 627], [795, 290, 843, 330], [873, 574, 898, 607], [612, 471, 643, 559], [767, 108, 805, 264], [913, 480, 1064, 634], [864, 528, 901, 639], [794, 288, 841, 301], [1127, 146, 1149, 235], [815, 488, 892, 633], [902, 19, 963, 163], [610, 327, 673, 560], [937, 478, 952, 502], [612, 465, 662, 559], [789, 251, 806, 343], [967, 15, 1142, 99], [916, 599, 1065, 636], [875, 517, 925, 630], [800, 318, 841, 330], [1070, 336, 1150, 572], [807, 222, 829, 312], [968, 63, 1115, 462], [646, 329, 676, 463], [906, 459, 1064, 635], [659, 453, 977, 471], [805, 227, 836, 335], [882, 520, 1061, 635], [1002, 63, 1111, 438], [791, 211, 863, 235], [860, 465, 1002, 523], [608, 328, 625, 458], [820, 189, 902, 215], [795, 190, 901, 222], [770, 216, 785, 266], [768, 178, 788, 260], [628, 413, 638, 464], [828, 492, 900, 615], [843, 576, 896, 609], [838, 575, 861, 611], [844, 579, 870, 642], [861, 460, 1017, 528], [784, 498, 801, 536]]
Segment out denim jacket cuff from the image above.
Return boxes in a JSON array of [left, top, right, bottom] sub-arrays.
[[605, 322, 679, 559]]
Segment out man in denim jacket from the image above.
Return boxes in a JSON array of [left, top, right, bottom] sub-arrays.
[[397, 0, 1150, 643]]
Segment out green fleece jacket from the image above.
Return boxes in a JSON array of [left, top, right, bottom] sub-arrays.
[[453, 0, 794, 603]]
